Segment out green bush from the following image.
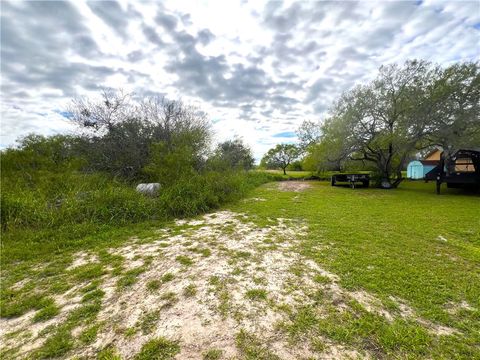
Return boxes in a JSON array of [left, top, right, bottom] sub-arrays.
[[0, 132, 277, 250]]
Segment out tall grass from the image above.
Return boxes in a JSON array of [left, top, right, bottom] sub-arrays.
[[1, 168, 277, 264], [1, 170, 276, 232]]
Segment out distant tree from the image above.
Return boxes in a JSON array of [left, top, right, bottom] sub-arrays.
[[1, 134, 81, 172], [287, 160, 303, 171], [77, 118, 155, 179], [212, 138, 254, 170], [305, 115, 353, 172], [261, 144, 300, 175], [143, 140, 197, 186]]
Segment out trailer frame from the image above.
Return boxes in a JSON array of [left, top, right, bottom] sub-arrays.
[[331, 173, 370, 189]]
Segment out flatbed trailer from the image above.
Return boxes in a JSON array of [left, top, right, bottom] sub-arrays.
[[425, 149, 480, 194], [331, 173, 370, 189]]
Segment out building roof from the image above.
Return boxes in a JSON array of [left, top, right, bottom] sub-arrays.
[[420, 160, 439, 166], [424, 148, 442, 161], [424, 148, 441, 158]]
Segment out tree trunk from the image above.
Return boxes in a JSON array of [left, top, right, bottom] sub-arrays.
[[283, 167, 287, 175], [391, 171, 404, 188]]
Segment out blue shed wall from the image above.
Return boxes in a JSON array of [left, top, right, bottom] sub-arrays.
[[407, 161, 424, 179], [407, 162, 436, 179], [422, 165, 435, 176]]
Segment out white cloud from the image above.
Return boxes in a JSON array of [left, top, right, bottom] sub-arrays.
[[1, 0, 479, 159]]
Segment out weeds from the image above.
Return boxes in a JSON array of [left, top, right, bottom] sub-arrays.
[[183, 284, 197, 298], [134, 337, 180, 360], [138, 310, 161, 335], [245, 289, 268, 301], [203, 348, 223, 359], [160, 273, 175, 283]]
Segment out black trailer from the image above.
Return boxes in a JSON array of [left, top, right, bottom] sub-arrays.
[[331, 173, 370, 189], [425, 149, 480, 194]]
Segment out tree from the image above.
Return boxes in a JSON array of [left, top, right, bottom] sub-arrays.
[[305, 115, 355, 172], [69, 91, 211, 180], [261, 144, 300, 175], [212, 138, 254, 171], [315, 60, 479, 188], [70, 89, 131, 130], [425, 62, 480, 154], [1, 134, 81, 173], [296, 120, 322, 152]]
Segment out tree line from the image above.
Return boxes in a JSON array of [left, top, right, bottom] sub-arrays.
[[4, 91, 255, 183], [261, 60, 479, 187], [1, 91, 261, 232]]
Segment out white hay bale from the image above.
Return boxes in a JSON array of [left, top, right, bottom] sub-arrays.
[[136, 183, 160, 196]]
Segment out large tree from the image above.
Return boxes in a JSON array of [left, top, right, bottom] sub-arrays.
[[320, 60, 479, 188], [69, 91, 211, 180], [261, 144, 300, 175], [425, 62, 480, 154]]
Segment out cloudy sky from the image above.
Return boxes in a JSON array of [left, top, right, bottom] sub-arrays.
[[1, 0, 479, 159]]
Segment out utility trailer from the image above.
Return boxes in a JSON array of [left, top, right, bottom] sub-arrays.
[[331, 173, 370, 189], [425, 149, 480, 194]]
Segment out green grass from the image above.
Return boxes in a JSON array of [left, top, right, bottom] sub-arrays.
[[183, 283, 197, 298], [97, 345, 121, 360], [79, 324, 101, 344], [35, 326, 74, 359], [245, 288, 268, 301], [1, 179, 479, 358], [117, 267, 147, 288], [189, 246, 212, 257], [256, 169, 312, 180], [228, 180, 480, 358], [33, 300, 60, 322], [82, 289, 105, 303], [146, 279, 161, 292], [160, 273, 175, 283], [160, 292, 178, 309], [71, 263, 105, 281], [134, 337, 180, 360], [175, 255, 194, 266], [235, 329, 280, 360], [203, 348, 223, 359], [137, 310, 161, 334]]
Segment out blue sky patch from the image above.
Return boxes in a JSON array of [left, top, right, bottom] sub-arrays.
[[272, 131, 296, 138], [54, 110, 74, 120]]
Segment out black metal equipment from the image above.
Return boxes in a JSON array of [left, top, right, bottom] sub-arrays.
[[331, 173, 370, 189], [425, 149, 480, 194]]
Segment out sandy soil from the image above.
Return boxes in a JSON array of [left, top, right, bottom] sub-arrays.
[[1, 209, 461, 359], [277, 181, 312, 192]]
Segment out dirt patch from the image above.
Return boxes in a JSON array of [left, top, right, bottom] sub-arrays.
[[445, 300, 475, 314], [65, 251, 99, 270], [2, 211, 364, 359], [1, 209, 460, 359], [278, 181, 312, 192], [242, 197, 267, 202], [73, 211, 331, 359]]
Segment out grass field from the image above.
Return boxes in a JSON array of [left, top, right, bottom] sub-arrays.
[[255, 169, 313, 179], [1, 180, 479, 359]]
